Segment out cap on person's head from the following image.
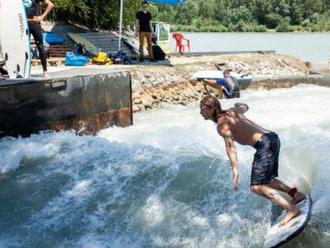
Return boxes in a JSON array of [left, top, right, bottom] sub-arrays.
[[142, 0, 149, 5], [223, 69, 232, 76]]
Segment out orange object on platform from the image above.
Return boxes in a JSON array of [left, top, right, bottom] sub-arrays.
[[172, 32, 191, 54]]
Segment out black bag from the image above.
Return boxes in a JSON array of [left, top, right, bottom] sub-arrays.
[[74, 43, 85, 55], [0, 60, 8, 78], [152, 45, 166, 60]]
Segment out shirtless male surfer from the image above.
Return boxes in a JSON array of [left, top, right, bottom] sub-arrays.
[[200, 95, 305, 226]]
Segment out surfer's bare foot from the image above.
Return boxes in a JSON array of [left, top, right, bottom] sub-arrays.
[[292, 192, 305, 205], [279, 207, 301, 227], [43, 72, 50, 79]]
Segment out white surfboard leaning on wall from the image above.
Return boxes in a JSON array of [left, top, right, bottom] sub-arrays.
[[192, 70, 252, 81], [0, 0, 31, 79]]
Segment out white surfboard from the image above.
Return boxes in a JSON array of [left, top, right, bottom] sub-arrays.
[[0, 0, 31, 79], [263, 194, 313, 248], [192, 70, 252, 81]]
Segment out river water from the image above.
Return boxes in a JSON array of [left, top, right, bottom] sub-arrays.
[[170, 32, 330, 62], [0, 84, 330, 247]]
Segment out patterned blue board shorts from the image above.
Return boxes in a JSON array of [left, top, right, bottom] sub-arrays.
[[251, 132, 281, 185]]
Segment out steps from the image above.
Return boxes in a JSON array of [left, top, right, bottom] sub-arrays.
[[67, 32, 138, 58], [32, 57, 65, 66], [49, 44, 72, 58]]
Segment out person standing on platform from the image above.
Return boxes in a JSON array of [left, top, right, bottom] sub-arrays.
[[24, 0, 54, 78], [135, 1, 154, 62]]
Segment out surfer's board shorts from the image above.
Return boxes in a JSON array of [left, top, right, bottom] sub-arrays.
[[251, 132, 281, 185]]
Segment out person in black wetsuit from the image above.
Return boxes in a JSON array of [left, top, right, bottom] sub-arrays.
[[23, 0, 54, 78]]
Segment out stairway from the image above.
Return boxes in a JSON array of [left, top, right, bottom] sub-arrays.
[[49, 44, 72, 58], [68, 32, 138, 58]]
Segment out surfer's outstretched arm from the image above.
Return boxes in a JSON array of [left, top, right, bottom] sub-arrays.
[[202, 81, 211, 95], [202, 79, 224, 97], [202, 79, 219, 89], [218, 124, 239, 190]]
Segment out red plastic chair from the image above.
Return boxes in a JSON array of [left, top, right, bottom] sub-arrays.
[[172, 32, 191, 54]]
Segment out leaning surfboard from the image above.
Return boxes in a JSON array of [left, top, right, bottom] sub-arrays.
[[263, 194, 313, 248], [0, 0, 31, 79], [192, 70, 252, 85]]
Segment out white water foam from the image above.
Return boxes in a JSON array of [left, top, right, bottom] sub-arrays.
[[0, 84, 330, 247]]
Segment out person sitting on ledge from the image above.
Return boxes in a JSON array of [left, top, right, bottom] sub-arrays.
[[202, 69, 240, 99]]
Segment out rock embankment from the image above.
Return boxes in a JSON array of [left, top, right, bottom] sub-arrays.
[[130, 53, 310, 112]]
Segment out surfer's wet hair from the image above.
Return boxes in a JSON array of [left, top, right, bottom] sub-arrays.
[[200, 96, 223, 123]]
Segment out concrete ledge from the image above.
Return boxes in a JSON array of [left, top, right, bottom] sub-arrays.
[[244, 75, 330, 89], [168, 50, 276, 57], [0, 72, 132, 138]]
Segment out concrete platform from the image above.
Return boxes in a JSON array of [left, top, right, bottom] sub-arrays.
[[0, 70, 132, 138]]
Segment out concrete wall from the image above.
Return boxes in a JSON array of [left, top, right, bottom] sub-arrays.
[[0, 72, 132, 138]]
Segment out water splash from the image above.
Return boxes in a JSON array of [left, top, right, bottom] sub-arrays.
[[0, 84, 330, 247]]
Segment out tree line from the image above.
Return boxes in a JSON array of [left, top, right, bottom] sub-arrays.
[[51, 0, 330, 32]]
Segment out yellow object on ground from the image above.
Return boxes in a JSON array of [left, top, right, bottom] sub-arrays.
[[92, 52, 111, 65], [94, 52, 112, 65]]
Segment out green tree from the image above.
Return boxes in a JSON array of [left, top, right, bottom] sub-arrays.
[[49, 0, 330, 32], [290, 0, 303, 25], [177, 1, 199, 25], [253, 0, 272, 25], [273, 0, 291, 17], [199, 1, 215, 19], [301, 0, 322, 18], [276, 19, 294, 31], [265, 13, 283, 28], [223, 6, 252, 26]]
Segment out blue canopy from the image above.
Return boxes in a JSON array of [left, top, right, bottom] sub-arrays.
[[150, 0, 184, 5]]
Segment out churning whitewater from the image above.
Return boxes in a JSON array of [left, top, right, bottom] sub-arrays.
[[0, 84, 330, 248]]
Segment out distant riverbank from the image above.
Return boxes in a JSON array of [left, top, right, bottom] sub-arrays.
[[172, 24, 330, 33], [169, 32, 330, 62]]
